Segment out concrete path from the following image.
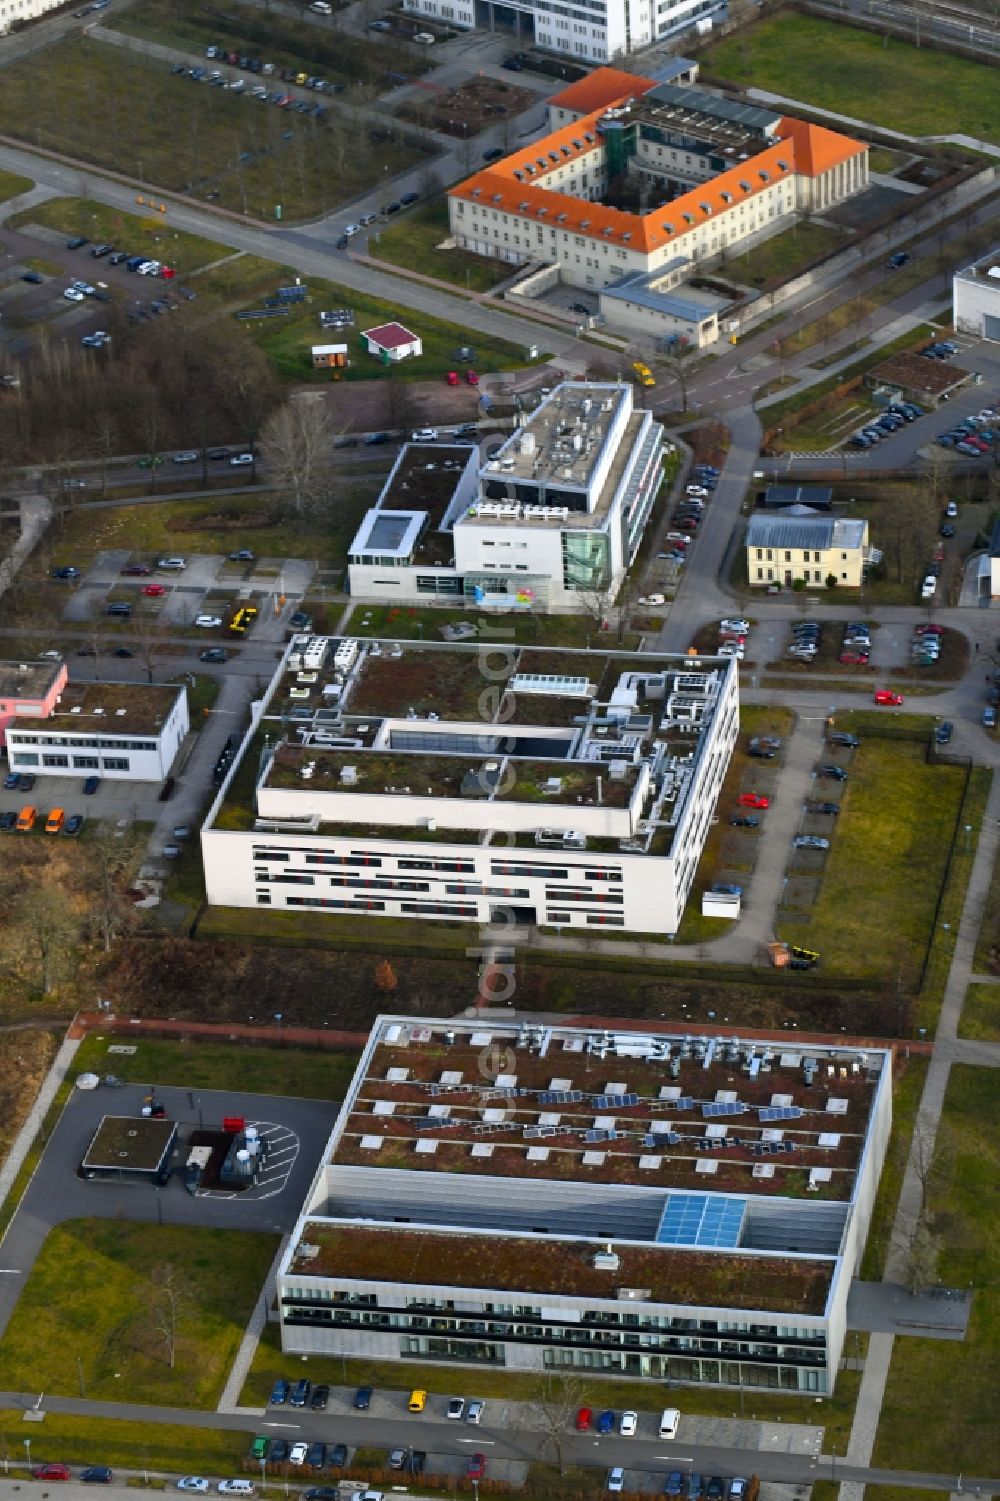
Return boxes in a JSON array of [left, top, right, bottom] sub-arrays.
[[217, 1234, 289, 1412], [0, 1034, 79, 1224]]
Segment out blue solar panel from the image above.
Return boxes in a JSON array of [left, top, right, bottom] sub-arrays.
[[702, 1101, 746, 1119], [656, 1193, 747, 1249], [591, 1093, 640, 1110], [758, 1105, 803, 1121]]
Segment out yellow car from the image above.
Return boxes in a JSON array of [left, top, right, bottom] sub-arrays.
[[632, 360, 650, 375], [638, 374, 655, 388], [408, 1389, 428, 1412]]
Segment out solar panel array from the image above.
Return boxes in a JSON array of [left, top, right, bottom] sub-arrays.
[[657, 1193, 747, 1249], [591, 1093, 640, 1110], [584, 1128, 618, 1143], [702, 1101, 747, 1119], [758, 1105, 803, 1121], [536, 1090, 585, 1106], [644, 1132, 681, 1147]]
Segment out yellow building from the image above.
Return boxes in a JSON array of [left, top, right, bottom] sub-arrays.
[[745, 511, 870, 589]]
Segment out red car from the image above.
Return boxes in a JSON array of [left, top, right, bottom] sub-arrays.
[[839, 651, 869, 665], [874, 690, 904, 706], [915, 624, 943, 635], [160, 266, 175, 279], [466, 369, 479, 385], [446, 371, 459, 386], [121, 563, 151, 576], [142, 583, 167, 597], [34, 1466, 71, 1482], [466, 1455, 487, 1481], [738, 793, 770, 809], [575, 1407, 593, 1431]]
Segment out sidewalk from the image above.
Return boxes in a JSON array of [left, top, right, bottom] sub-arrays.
[[0, 1034, 80, 1232]]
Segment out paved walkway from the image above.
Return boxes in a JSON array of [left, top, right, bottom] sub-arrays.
[[217, 1233, 289, 1412], [835, 767, 1000, 1501], [0, 1034, 80, 1226]]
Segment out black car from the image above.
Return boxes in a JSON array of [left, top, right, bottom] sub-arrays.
[[306, 1491, 340, 1500], [90, 243, 113, 258], [112, 647, 134, 658], [201, 647, 228, 664], [76, 646, 98, 657], [827, 732, 859, 748], [310, 1384, 330, 1410], [269, 1439, 290, 1464], [67, 235, 88, 249], [18, 773, 36, 792], [384, 200, 402, 215], [936, 721, 954, 745], [21, 270, 44, 284], [748, 746, 776, 759], [939, 523, 955, 538], [706, 1481, 725, 1501], [808, 802, 841, 816], [570, 302, 591, 316], [328, 1446, 348, 1469], [108, 251, 129, 265], [0, 811, 16, 833], [335, 235, 350, 250], [353, 1385, 373, 1410], [365, 431, 391, 445], [886, 251, 909, 269], [80, 1468, 112, 1484], [306, 1443, 326, 1468], [410, 1453, 426, 1476], [482, 147, 504, 162], [206, 447, 230, 460], [816, 764, 848, 781], [269, 1377, 290, 1405], [400, 191, 420, 206], [731, 815, 759, 828]]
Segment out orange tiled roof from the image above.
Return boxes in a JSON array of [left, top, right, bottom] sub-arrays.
[[547, 66, 657, 117], [448, 101, 866, 256]]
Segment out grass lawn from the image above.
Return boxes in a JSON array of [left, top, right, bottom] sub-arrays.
[[0, 1413, 247, 1474], [759, 325, 935, 442], [867, 147, 911, 175], [0, 168, 33, 202], [369, 201, 508, 293], [32, 488, 381, 570], [0, 37, 428, 223], [873, 1066, 1000, 1474], [250, 276, 538, 383], [115, 0, 431, 90], [345, 604, 615, 648], [242, 1322, 864, 1445], [775, 740, 968, 984], [0, 1220, 277, 1407], [70, 1034, 360, 1098], [972, 839, 1000, 974], [958, 982, 1000, 1041], [726, 221, 846, 288], [705, 13, 1000, 142], [9, 197, 226, 278]]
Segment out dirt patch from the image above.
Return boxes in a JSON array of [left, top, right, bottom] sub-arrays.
[[397, 76, 535, 137], [169, 508, 282, 534], [0, 1027, 58, 1167]]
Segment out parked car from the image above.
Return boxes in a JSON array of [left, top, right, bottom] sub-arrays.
[[465, 1456, 487, 1481], [816, 765, 848, 781], [738, 793, 769, 809], [310, 1385, 330, 1410], [808, 802, 841, 815], [731, 815, 759, 828], [620, 1411, 638, 1437], [177, 1482, 211, 1494], [195, 615, 223, 628], [288, 1444, 309, 1466], [80, 1468, 112, 1484], [721, 617, 750, 634], [828, 733, 859, 748], [983, 706, 997, 729], [874, 690, 904, 706], [328, 1447, 348, 1469], [269, 1378, 290, 1405], [449, 1398, 468, 1420], [121, 563, 152, 576], [353, 1386, 373, 1409], [793, 835, 830, 850], [64, 815, 85, 837], [607, 1471, 625, 1495], [34, 1467, 72, 1482], [936, 722, 954, 745]]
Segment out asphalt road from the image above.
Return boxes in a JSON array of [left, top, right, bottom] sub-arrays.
[[0, 1083, 340, 1343]]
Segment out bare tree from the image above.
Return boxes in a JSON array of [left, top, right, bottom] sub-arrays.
[[150, 1264, 193, 1370], [129, 607, 175, 685], [530, 1373, 590, 1474], [260, 395, 339, 516], [9, 879, 82, 996], [905, 1213, 940, 1294], [660, 347, 695, 412], [86, 820, 147, 953]]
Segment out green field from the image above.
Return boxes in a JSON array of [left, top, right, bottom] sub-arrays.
[[776, 740, 968, 983], [70, 1034, 360, 1098], [0, 168, 33, 203], [0, 36, 428, 222], [346, 604, 616, 647], [959, 982, 1000, 1040], [726, 221, 846, 288], [249, 277, 537, 383], [0, 1412, 247, 1475], [705, 14, 1000, 141], [9, 197, 227, 278], [0, 1221, 277, 1407], [369, 201, 508, 293], [873, 1066, 1000, 1474]]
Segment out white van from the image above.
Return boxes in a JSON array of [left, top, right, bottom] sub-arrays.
[[658, 1407, 680, 1440], [309, 1, 333, 10], [217, 1484, 255, 1497]]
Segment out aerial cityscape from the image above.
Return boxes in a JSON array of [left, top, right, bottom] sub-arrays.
[[0, 3, 995, 1501]]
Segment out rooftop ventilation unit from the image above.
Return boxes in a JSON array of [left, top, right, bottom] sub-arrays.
[[341, 765, 358, 785], [593, 1246, 620, 1271]]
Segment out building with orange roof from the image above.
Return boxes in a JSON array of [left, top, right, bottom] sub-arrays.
[[448, 72, 868, 347]]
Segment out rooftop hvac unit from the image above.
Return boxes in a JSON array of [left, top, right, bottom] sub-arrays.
[[593, 1247, 620, 1271], [608, 759, 629, 781], [341, 765, 358, 785], [520, 430, 536, 456]]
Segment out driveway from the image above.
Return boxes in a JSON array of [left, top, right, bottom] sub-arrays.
[[0, 1082, 340, 1342]]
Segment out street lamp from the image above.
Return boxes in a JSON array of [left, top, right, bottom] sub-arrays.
[[23, 1438, 30, 1475]]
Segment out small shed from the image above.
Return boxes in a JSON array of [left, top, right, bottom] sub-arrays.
[[762, 484, 832, 510], [311, 343, 348, 371], [865, 351, 972, 407], [362, 321, 422, 363], [81, 1114, 177, 1184]]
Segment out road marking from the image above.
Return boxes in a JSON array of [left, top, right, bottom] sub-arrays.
[[0, 1269, 21, 1274], [655, 1457, 693, 1462], [459, 1439, 495, 1445], [263, 1423, 301, 1430]]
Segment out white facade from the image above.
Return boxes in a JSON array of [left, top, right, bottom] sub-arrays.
[[201, 638, 739, 937], [0, 0, 63, 32], [6, 684, 189, 782], [953, 250, 1000, 343], [400, 0, 724, 61], [274, 1017, 894, 1395], [347, 383, 665, 612]]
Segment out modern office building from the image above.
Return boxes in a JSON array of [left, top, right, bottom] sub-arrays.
[[274, 1016, 893, 1396], [745, 511, 871, 590], [347, 382, 665, 612], [401, 0, 725, 63], [201, 635, 739, 937], [953, 245, 1000, 343], [5, 681, 189, 782], [449, 71, 867, 343]]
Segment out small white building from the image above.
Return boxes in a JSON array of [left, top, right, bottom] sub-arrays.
[[6, 681, 189, 782], [362, 322, 422, 363], [347, 381, 665, 613], [953, 247, 1000, 343]]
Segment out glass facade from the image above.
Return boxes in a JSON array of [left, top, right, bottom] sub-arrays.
[[562, 531, 610, 591]]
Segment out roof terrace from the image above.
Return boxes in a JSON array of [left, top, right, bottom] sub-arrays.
[[13, 680, 184, 736]]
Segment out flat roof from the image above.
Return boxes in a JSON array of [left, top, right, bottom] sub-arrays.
[[0, 659, 62, 700], [289, 1222, 833, 1315], [602, 270, 724, 324], [868, 352, 972, 395], [82, 1115, 176, 1173], [12, 680, 184, 737], [484, 384, 629, 490], [330, 1025, 876, 1201]]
